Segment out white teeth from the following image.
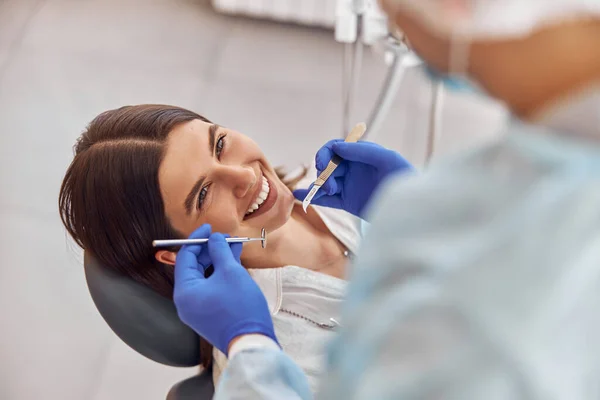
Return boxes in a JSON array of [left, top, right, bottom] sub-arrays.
[[246, 175, 271, 216]]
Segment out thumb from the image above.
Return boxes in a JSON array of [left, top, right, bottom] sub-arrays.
[[207, 233, 238, 270], [294, 185, 327, 203], [179, 224, 211, 258], [174, 246, 206, 288], [293, 188, 309, 201]]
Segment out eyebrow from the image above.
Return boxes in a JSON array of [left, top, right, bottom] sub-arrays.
[[209, 124, 219, 155], [183, 124, 220, 215], [184, 177, 205, 216]]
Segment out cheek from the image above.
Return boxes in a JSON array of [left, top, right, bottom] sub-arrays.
[[203, 210, 240, 236], [181, 204, 241, 237], [268, 182, 295, 228], [279, 183, 295, 209]]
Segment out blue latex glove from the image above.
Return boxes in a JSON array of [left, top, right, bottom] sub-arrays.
[[173, 224, 278, 355], [294, 140, 414, 218]]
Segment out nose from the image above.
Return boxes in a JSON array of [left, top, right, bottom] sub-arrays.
[[214, 164, 256, 199]]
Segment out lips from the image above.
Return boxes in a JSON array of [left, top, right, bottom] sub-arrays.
[[243, 172, 278, 221]]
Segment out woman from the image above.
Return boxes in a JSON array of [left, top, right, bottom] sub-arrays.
[[58, 104, 366, 389]]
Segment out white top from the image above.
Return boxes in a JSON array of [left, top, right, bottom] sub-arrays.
[[212, 203, 363, 391]]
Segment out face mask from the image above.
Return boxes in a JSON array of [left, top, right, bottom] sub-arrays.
[[384, 0, 600, 41], [423, 65, 481, 94], [415, 35, 484, 95]]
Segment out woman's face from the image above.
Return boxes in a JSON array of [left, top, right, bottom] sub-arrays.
[[158, 119, 295, 240]]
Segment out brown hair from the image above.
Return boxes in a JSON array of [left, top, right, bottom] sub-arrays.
[[59, 104, 306, 368]]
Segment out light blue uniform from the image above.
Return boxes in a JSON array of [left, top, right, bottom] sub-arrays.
[[215, 120, 600, 399]]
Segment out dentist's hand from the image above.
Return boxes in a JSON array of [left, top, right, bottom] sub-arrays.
[[173, 224, 277, 355], [294, 140, 414, 218]]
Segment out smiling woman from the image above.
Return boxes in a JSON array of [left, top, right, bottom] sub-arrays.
[[58, 104, 364, 390]]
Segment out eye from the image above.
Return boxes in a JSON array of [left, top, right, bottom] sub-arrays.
[[216, 134, 226, 159], [197, 185, 209, 210]]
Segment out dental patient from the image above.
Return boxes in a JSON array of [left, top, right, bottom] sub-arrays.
[[58, 105, 363, 389]]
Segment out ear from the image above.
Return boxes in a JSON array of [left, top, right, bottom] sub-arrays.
[[155, 250, 177, 266]]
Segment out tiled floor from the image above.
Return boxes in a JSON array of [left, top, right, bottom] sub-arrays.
[[0, 0, 507, 399]]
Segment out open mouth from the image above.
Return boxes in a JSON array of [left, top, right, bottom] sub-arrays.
[[244, 174, 277, 220]]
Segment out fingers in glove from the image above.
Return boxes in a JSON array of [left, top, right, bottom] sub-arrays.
[[230, 242, 243, 261], [180, 224, 212, 257], [293, 188, 309, 201], [293, 184, 328, 203], [316, 162, 348, 180], [315, 139, 344, 170], [174, 249, 206, 286], [207, 233, 240, 272], [331, 141, 391, 165], [174, 224, 212, 285], [222, 234, 243, 261], [321, 176, 340, 196]]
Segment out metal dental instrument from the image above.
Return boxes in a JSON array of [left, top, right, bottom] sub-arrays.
[[302, 122, 367, 213], [152, 228, 267, 249]]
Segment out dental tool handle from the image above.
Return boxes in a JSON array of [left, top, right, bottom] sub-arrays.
[[314, 122, 367, 186], [153, 228, 267, 249], [153, 237, 256, 248]]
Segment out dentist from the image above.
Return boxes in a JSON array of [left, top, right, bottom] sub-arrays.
[[174, 0, 600, 398]]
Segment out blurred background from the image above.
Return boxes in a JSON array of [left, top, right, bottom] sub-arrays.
[[0, 0, 507, 398]]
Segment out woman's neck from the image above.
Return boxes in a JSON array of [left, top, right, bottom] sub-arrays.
[[240, 204, 347, 278]]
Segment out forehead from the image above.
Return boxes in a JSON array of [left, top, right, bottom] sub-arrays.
[[159, 119, 212, 211], [165, 119, 211, 155]]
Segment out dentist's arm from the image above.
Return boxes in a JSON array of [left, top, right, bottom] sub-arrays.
[[294, 140, 414, 219], [216, 336, 313, 400], [173, 225, 312, 400]]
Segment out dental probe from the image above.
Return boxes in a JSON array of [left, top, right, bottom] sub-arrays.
[[152, 228, 267, 249], [302, 122, 367, 212]]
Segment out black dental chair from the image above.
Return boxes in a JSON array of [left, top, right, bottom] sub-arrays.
[[84, 252, 215, 400]]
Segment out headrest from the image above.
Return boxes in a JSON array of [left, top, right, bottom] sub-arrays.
[[84, 252, 200, 367]]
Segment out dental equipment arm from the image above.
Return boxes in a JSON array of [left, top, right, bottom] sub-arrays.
[[337, 0, 426, 143]]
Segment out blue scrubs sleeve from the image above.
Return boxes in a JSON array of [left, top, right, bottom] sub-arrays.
[[215, 348, 313, 400]]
